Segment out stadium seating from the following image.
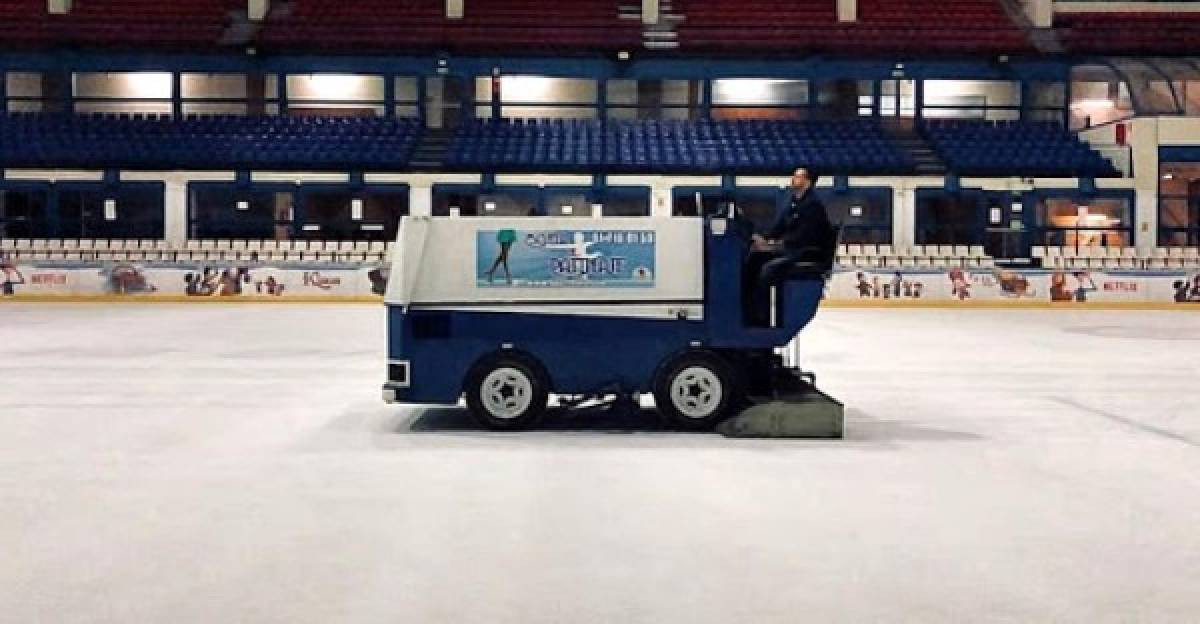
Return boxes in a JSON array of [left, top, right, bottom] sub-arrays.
[[0, 0, 51, 47], [52, 0, 240, 48], [0, 113, 422, 170], [0, 0, 239, 49], [837, 244, 997, 270], [0, 237, 394, 264], [674, 0, 1033, 55], [446, 118, 914, 174], [260, 0, 641, 53], [1033, 245, 1200, 271], [1056, 12, 1200, 55], [921, 120, 1119, 178]]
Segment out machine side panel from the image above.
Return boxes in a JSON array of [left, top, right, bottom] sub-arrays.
[[387, 304, 707, 404]]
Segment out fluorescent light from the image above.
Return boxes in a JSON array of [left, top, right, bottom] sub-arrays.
[[351, 198, 364, 221], [308, 74, 363, 97], [499, 76, 557, 100], [1070, 98, 1115, 110], [103, 198, 117, 221], [124, 72, 172, 99]]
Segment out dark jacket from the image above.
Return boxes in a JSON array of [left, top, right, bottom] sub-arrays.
[[765, 189, 833, 253]]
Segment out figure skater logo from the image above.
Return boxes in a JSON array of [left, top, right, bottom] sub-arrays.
[[484, 228, 517, 284], [477, 229, 654, 288], [544, 231, 601, 260], [1, 252, 24, 296]]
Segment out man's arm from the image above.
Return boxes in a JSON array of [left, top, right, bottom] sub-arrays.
[[764, 202, 792, 241]]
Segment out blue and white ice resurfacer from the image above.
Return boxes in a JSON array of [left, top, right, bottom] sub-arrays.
[[382, 214, 843, 436]]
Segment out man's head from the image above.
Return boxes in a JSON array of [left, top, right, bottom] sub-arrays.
[[791, 167, 816, 196]]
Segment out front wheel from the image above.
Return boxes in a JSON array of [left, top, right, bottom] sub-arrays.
[[464, 354, 549, 431], [653, 351, 737, 431]]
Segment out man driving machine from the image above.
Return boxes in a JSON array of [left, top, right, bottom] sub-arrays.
[[748, 167, 835, 324]]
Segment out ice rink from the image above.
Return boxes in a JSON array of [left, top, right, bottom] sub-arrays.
[[2, 303, 1199, 623]]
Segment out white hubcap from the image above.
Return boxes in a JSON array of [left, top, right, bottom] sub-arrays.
[[670, 366, 723, 420], [481, 367, 533, 419]]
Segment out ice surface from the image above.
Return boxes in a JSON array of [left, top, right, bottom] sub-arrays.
[[1, 304, 1199, 623]]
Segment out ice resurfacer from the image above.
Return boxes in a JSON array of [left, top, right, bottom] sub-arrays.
[[381, 214, 842, 437]]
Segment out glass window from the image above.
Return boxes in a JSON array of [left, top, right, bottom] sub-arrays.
[[544, 190, 590, 218], [476, 75, 598, 120], [732, 191, 780, 231], [672, 190, 725, 217], [5, 72, 42, 98], [433, 189, 536, 217], [190, 186, 294, 240], [819, 189, 892, 244], [600, 189, 651, 216], [922, 80, 1020, 120], [73, 71, 173, 115], [713, 79, 807, 106], [286, 74, 385, 115], [606, 79, 698, 120], [181, 73, 247, 99], [1034, 196, 1131, 248], [916, 193, 982, 245], [300, 189, 408, 241], [1070, 65, 1135, 129], [0, 186, 51, 238], [1159, 162, 1200, 246], [57, 184, 164, 239]]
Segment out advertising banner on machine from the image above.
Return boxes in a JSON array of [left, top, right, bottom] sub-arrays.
[[475, 229, 656, 288]]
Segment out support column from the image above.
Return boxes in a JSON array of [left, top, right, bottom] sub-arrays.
[[410, 182, 433, 217], [837, 0, 856, 23], [651, 181, 672, 217], [248, 0, 269, 21], [642, 0, 659, 25], [163, 174, 189, 245], [1129, 117, 1160, 253], [447, 0, 464, 19], [893, 184, 915, 249]]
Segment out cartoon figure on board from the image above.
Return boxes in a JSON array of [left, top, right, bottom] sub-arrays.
[[855, 272, 873, 298], [1050, 271, 1096, 302], [367, 265, 390, 296], [1175, 274, 1200, 303], [994, 270, 1036, 298], [106, 262, 156, 295], [1, 252, 24, 296], [1071, 271, 1097, 302], [948, 267, 971, 300]]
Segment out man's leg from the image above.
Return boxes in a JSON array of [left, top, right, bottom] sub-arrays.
[[753, 254, 795, 325]]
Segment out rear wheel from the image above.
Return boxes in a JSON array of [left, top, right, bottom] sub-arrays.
[[464, 354, 548, 431], [653, 351, 737, 431]]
